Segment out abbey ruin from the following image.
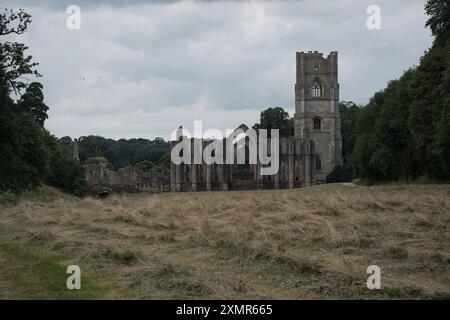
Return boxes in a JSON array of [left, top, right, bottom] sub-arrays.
[[72, 138, 170, 192], [170, 51, 343, 191]]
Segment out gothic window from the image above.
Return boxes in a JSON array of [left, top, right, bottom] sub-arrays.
[[315, 157, 322, 172], [311, 79, 322, 97], [313, 117, 321, 130]]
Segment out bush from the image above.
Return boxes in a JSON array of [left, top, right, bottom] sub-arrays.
[[326, 165, 353, 183], [134, 160, 154, 172], [86, 156, 109, 165]]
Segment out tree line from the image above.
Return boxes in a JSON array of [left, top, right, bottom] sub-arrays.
[[350, 0, 450, 182], [59, 135, 170, 171]]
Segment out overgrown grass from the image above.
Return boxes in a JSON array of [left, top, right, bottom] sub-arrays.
[[0, 185, 73, 206], [0, 183, 449, 299]]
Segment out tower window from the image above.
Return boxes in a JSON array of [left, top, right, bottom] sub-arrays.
[[313, 117, 321, 130], [315, 157, 322, 172], [311, 80, 322, 97], [313, 63, 320, 72]]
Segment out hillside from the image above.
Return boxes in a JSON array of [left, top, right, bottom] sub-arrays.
[[0, 184, 449, 299]]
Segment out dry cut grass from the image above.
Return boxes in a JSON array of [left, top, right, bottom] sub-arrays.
[[0, 184, 449, 299]]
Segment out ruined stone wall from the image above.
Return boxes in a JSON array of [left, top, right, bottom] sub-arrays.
[[170, 137, 315, 192], [85, 163, 170, 192]]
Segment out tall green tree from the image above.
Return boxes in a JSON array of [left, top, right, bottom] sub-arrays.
[[253, 106, 294, 138], [0, 9, 86, 195], [0, 71, 49, 191], [425, 0, 450, 45], [349, 0, 450, 182], [18, 82, 49, 126], [0, 9, 40, 94], [339, 101, 361, 162]]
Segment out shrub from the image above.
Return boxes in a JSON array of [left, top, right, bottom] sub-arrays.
[[326, 165, 353, 183]]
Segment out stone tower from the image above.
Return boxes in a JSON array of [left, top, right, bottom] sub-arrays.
[[294, 51, 343, 183]]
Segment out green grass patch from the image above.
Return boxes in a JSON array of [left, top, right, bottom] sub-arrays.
[[0, 239, 119, 299], [0, 185, 74, 206]]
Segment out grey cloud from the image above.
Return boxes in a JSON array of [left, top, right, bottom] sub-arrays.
[[2, 0, 433, 139]]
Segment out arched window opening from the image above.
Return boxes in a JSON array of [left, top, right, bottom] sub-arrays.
[[315, 157, 322, 172], [313, 63, 320, 72], [313, 117, 321, 131], [311, 80, 322, 97]]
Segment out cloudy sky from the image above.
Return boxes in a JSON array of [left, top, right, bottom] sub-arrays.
[[4, 0, 432, 140]]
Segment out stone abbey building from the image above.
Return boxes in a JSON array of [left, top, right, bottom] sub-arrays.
[[170, 51, 343, 192]]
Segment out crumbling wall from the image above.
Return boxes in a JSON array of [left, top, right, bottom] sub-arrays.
[[85, 164, 170, 192]]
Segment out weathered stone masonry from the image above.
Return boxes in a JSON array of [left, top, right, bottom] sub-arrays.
[[294, 51, 343, 183], [170, 136, 316, 192]]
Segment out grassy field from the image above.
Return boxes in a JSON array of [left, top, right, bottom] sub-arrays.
[[0, 184, 449, 299]]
